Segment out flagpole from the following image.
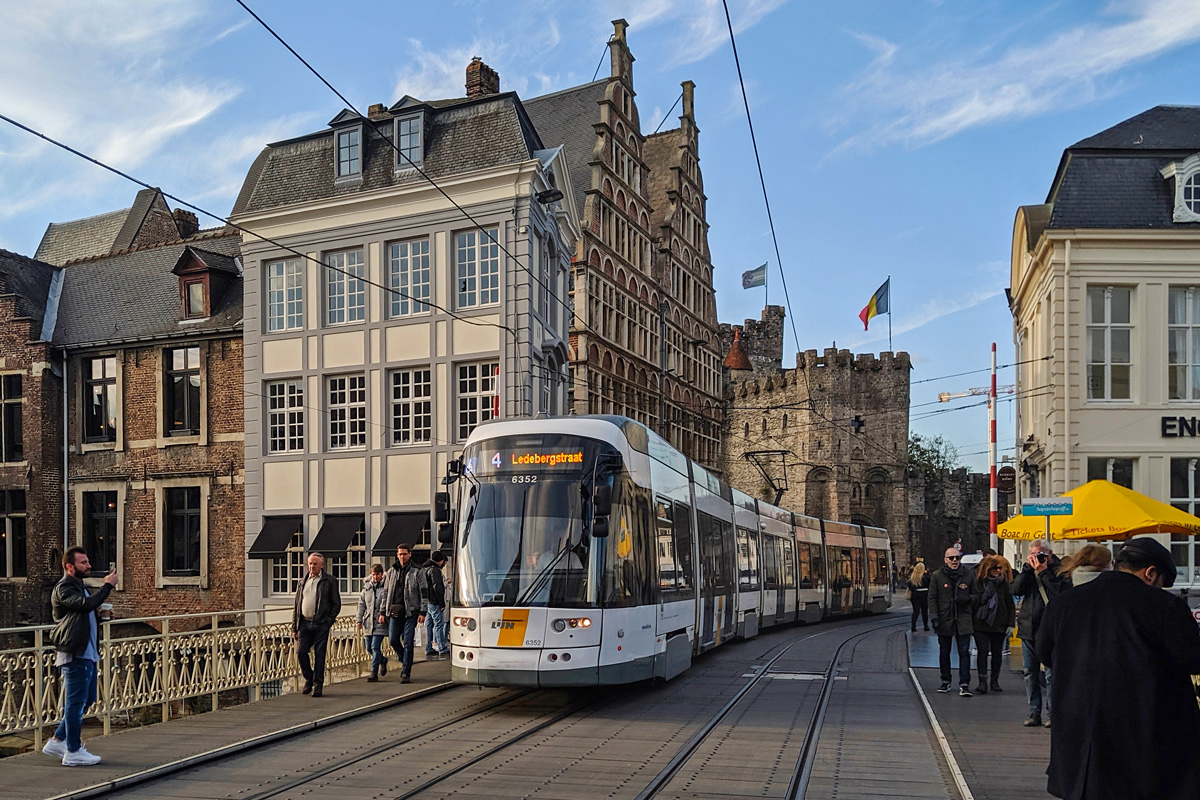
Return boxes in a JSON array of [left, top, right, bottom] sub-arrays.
[[887, 274, 892, 352], [766, 261, 770, 308]]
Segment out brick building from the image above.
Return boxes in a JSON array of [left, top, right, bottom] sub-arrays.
[[0, 250, 62, 628], [524, 19, 724, 468], [53, 223, 245, 622], [721, 345, 913, 568], [0, 194, 245, 630]]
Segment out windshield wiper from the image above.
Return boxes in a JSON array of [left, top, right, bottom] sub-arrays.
[[514, 540, 579, 606]]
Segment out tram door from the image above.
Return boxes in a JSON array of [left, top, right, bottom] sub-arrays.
[[697, 512, 736, 650]]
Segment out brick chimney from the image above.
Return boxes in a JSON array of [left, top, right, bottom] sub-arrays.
[[367, 103, 390, 121], [172, 209, 199, 238], [465, 57, 500, 98]]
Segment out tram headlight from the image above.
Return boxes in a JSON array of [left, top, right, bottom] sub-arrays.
[[453, 616, 478, 631], [552, 617, 592, 631], [467, 618, 477, 631], [552, 619, 566, 632]]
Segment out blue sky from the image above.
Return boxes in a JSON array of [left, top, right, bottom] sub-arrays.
[[3, 0, 1200, 470]]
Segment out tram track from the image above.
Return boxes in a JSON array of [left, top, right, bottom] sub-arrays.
[[635, 615, 910, 800]]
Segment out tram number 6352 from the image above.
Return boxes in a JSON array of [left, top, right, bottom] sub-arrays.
[[511, 475, 539, 484]]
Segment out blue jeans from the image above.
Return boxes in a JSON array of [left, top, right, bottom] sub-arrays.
[[364, 634, 386, 674], [54, 658, 97, 753], [1021, 638, 1051, 718], [938, 633, 972, 687], [425, 605, 448, 654], [388, 615, 417, 676]]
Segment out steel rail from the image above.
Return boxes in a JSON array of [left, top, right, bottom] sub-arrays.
[[390, 694, 606, 800], [47, 681, 460, 800], [635, 616, 908, 800], [238, 689, 536, 800], [784, 619, 909, 800]]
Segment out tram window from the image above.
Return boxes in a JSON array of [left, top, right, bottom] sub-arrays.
[[851, 548, 865, 585], [782, 540, 796, 589], [811, 545, 824, 589], [655, 497, 677, 590], [746, 529, 759, 589], [762, 536, 778, 588], [736, 527, 751, 588], [867, 549, 878, 586], [671, 501, 694, 592], [604, 485, 654, 607], [872, 549, 890, 586], [797, 543, 812, 589]]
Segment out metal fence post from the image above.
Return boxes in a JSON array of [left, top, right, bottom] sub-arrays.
[[251, 610, 262, 703], [33, 628, 44, 751], [102, 619, 112, 735], [161, 618, 171, 724], [210, 614, 219, 713]]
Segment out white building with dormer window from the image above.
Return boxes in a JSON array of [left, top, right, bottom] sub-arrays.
[[1010, 105, 1200, 586]]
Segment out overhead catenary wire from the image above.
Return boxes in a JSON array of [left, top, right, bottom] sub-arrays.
[[720, 0, 801, 356]]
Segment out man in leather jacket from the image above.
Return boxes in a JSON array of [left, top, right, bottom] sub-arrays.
[[43, 547, 118, 766], [383, 544, 426, 683], [292, 552, 341, 697]]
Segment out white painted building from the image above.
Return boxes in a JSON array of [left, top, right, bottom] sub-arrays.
[[231, 66, 578, 610], [1010, 105, 1200, 585]]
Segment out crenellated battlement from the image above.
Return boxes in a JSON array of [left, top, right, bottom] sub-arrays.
[[726, 348, 911, 398]]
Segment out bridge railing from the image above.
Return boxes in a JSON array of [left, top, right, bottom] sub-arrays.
[[0, 609, 384, 750]]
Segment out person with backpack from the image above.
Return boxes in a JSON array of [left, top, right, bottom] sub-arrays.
[[422, 551, 450, 660]]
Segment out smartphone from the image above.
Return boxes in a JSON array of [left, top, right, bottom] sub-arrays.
[[109, 562, 117, 573]]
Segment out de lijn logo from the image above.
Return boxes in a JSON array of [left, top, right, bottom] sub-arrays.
[[491, 620, 518, 630]]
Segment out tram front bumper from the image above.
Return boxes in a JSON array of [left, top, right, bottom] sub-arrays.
[[451, 645, 601, 687]]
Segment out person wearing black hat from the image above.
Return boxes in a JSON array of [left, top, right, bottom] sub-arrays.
[[1037, 537, 1200, 800]]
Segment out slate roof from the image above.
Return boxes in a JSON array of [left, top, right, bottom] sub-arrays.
[[1046, 105, 1200, 230], [34, 208, 129, 267], [523, 80, 608, 217], [54, 231, 242, 348], [0, 248, 58, 331], [231, 94, 543, 216]]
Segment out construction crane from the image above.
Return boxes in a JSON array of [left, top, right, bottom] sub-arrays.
[[937, 385, 1014, 402]]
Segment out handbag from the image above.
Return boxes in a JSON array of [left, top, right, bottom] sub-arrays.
[[387, 603, 402, 617]]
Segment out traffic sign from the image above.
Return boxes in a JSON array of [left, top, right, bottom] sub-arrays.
[[996, 466, 1017, 493], [1022, 497, 1074, 516]]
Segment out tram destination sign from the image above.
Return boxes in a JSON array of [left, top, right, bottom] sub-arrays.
[[1022, 497, 1073, 516]]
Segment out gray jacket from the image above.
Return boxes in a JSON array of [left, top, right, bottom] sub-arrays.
[[383, 561, 424, 618], [357, 578, 389, 636]]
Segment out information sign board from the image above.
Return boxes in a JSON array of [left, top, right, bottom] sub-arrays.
[[1021, 497, 1074, 516]]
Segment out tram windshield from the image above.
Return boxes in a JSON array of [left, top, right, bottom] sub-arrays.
[[455, 435, 618, 609]]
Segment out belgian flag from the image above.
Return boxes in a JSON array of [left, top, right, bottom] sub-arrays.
[[858, 278, 890, 330]]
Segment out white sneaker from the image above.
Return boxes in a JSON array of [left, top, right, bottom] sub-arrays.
[[62, 746, 102, 766], [42, 738, 67, 758]]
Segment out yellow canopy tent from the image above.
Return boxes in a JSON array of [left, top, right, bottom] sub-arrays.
[[997, 479, 1200, 541]]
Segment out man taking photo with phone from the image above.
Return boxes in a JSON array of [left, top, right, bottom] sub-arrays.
[[1011, 539, 1071, 728]]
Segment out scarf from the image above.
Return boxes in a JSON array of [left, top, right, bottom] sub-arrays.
[[976, 575, 1003, 627]]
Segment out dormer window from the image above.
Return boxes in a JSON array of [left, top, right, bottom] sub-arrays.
[[171, 246, 237, 321], [186, 281, 205, 317], [337, 128, 361, 177], [395, 113, 423, 169], [1161, 154, 1200, 223]]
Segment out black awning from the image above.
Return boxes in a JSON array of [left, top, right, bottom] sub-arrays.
[[373, 511, 429, 555], [248, 516, 303, 559], [309, 515, 365, 554]]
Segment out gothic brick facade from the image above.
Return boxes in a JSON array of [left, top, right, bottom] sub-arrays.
[[722, 348, 914, 569], [525, 20, 723, 468]]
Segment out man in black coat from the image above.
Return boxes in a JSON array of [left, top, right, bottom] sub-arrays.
[[292, 552, 341, 697], [43, 547, 118, 766], [1037, 538, 1200, 800], [928, 547, 978, 696], [1011, 539, 1070, 726]]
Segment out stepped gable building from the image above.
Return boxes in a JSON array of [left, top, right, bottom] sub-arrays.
[[524, 19, 723, 468], [718, 305, 786, 376], [1010, 104, 1200, 585], [231, 61, 576, 612], [0, 250, 63, 628], [35, 187, 198, 267], [722, 346, 913, 568]]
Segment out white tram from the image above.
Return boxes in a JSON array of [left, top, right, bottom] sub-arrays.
[[440, 416, 892, 687]]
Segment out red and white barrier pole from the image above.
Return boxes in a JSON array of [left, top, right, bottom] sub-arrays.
[[989, 342, 998, 552]]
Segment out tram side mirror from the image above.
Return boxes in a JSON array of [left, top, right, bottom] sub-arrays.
[[437, 522, 454, 545], [594, 484, 612, 517], [592, 517, 610, 538], [434, 492, 451, 523]]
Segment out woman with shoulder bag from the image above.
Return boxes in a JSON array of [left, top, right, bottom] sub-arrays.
[[972, 555, 1016, 694], [907, 562, 930, 632]]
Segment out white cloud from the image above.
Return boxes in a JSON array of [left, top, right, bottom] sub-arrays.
[[832, 0, 1200, 152]]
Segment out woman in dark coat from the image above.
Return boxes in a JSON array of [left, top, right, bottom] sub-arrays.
[[971, 555, 1015, 694], [907, 562, 930, 632]]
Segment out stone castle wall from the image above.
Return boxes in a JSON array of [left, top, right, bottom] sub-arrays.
[[717, 305, 785, 376]]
